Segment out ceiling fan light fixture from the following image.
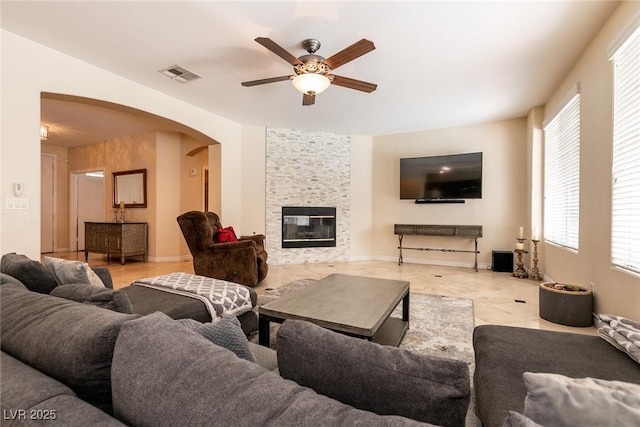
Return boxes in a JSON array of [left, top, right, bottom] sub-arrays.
[[291, 73, 331, 95]]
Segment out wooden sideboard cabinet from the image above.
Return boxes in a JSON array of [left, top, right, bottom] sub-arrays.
[[85, 222, 148, 265]]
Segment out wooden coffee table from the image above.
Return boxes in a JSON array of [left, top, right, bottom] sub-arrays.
[[258, 273, 409, 347]]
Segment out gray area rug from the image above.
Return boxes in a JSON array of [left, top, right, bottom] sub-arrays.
[[249, 278, 479, 426]]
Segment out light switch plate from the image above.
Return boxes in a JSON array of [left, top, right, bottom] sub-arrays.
[[5, 198, 29, 210]]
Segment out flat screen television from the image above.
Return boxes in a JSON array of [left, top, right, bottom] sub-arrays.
[[400, 152, 482, 201]]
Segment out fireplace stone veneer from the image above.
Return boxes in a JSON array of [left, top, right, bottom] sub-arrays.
[[266, 128, 350, 264]]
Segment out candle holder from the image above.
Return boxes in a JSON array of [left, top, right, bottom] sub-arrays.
[[113, 209, 119, 223], [513, 238, 528, 279], [530, 239, 542, 280], [119, 208, 125, 223]]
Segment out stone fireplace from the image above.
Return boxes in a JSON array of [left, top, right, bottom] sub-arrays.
[[266, 128, 350, 264], [282, 207, 336, 248]]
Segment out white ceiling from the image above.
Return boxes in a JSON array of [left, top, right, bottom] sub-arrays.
[[2, 1, 620, 147]]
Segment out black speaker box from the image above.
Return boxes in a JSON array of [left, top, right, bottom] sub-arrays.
[[492, 251, 513, 272]]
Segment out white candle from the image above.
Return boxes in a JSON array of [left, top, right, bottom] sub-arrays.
[[518, 226, 524, 239], [516, 242, 524, 250], [533, 227, 539, 241], [119, 201, 125, 210]]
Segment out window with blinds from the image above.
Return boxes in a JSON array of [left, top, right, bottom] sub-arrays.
[[543, 88, 581, 250], [611, 27, 640, 274]]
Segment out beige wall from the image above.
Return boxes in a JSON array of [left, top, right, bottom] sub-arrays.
[[154, 132, 182, 261], [239, 126, 266, 236], [372, 119, 528, 268], [526, 107, 545, 272], [1, 30, 243, 260], [540, 1, 640, 319], [350, 134, 374, 261], [208, 144, 222, 217], [179, 135, 210, 214]]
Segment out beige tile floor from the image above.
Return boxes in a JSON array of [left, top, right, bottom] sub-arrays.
[[56, 251, 596, 336]]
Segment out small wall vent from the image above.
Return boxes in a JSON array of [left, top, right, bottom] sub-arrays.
[[160, 65, 201, 83]]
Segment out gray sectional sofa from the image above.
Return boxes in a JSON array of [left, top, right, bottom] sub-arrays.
[[0, 252, 259, 334], [4, 251, 638, 426], [473, 325, 640, 427], [1, 259, 471, 426]]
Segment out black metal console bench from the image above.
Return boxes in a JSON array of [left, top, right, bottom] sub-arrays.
[[394, 224, 483, 271]]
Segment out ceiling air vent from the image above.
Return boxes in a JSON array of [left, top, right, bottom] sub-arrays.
[[160, 65, 201, 83]]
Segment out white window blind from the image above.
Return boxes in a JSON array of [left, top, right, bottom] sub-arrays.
[[543, 89, 581, 250], [611, 27, 640, 273]]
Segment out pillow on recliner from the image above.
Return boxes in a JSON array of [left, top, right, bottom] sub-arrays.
[[214, 226, 238, 243], [276, 320, 470, 427]]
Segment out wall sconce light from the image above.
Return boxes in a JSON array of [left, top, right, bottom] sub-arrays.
[[40, 124, 49, 140]]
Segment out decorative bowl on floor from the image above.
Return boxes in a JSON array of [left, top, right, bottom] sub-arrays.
[[539, 282, 593, 327]]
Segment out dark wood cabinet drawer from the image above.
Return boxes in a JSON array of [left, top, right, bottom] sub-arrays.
[[84, 222, 147, 264]]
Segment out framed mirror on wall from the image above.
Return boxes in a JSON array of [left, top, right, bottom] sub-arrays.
[[113, 169, 147, 208]]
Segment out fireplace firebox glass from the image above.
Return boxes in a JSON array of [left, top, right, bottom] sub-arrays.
[[282, 207, 336, 248]]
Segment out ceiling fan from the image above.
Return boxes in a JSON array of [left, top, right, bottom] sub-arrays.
[[241, 37, 377, 106]]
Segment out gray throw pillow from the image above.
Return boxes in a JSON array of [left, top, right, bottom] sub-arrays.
[[276, 320, 470, 427], [50, 284, 134, 314], [0, 253, 58, 294], [502, 411, 543, 427], [177, 316, 256, 363], [44, 256, 105, 287], [523, 372, 640, 427]]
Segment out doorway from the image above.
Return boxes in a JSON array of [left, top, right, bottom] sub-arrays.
[[41, 154, 55, 253], [70, 171, 105, 251]]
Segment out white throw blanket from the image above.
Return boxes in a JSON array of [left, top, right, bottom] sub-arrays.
[[132, 272, 253, 319], [594, 313, 640, 364]]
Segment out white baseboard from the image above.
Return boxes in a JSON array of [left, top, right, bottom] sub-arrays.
[[524, 266, 551, 282], [373, 254, 490, 271], [348, 255, 373, 262]]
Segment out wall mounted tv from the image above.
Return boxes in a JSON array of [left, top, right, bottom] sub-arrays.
[[400, 152, 482, 203]]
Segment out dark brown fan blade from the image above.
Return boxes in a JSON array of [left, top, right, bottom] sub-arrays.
[[302, 93, 315, 106], [323, 39, 375, 70], [255, 37, 303, 66], [241, 75, 291, 87], [330, 75, 377, 93]]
